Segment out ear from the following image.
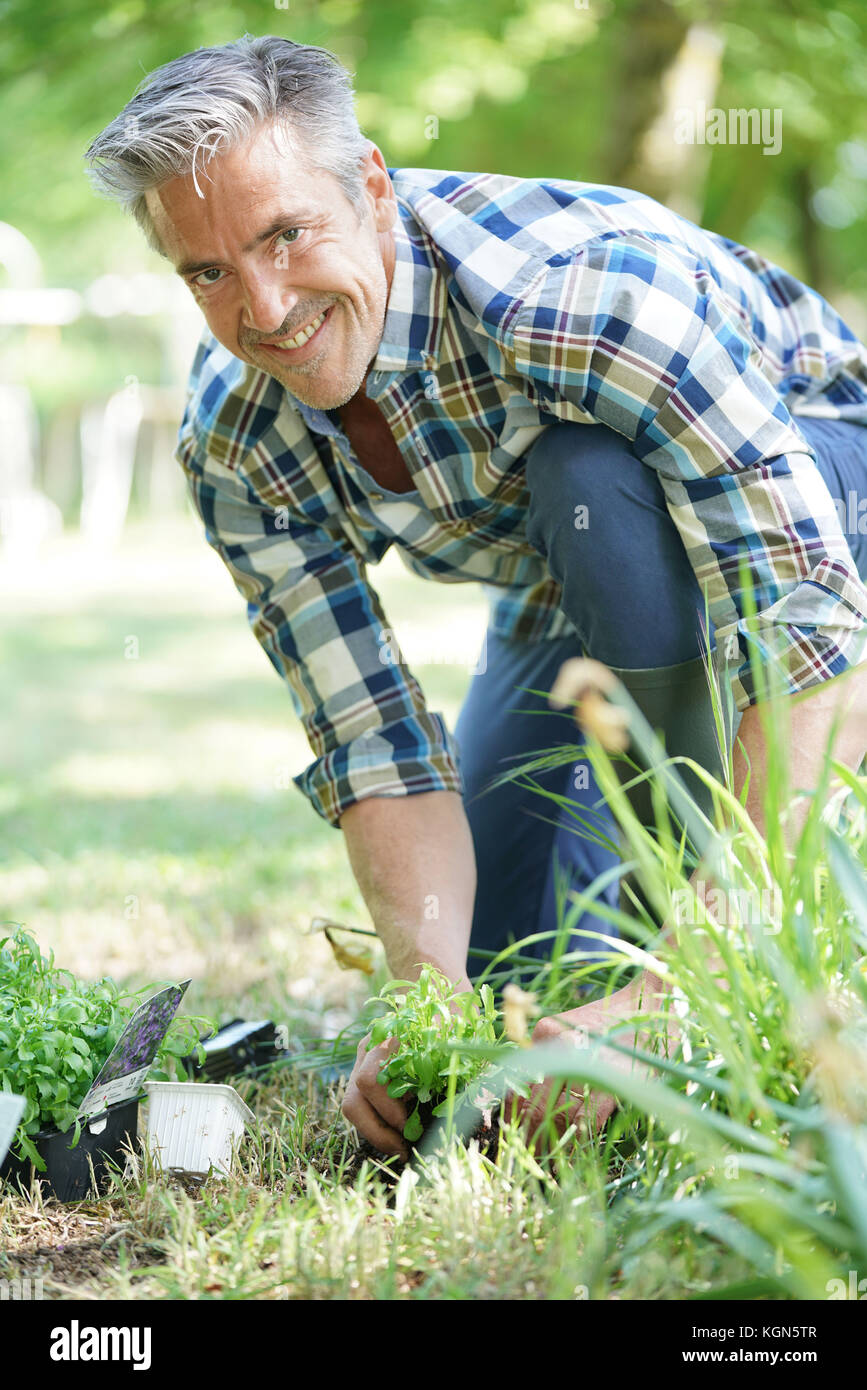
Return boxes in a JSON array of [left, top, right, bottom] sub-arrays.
[[360, 141, 397, 234]]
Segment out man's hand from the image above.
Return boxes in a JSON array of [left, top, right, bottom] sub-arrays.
[[342, 1032, 410, 1161], [342, 970, 476, 1158], [514, 972, 673, 1148]]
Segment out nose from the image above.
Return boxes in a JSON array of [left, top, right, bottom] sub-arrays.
[[239, 266, 299, 337]]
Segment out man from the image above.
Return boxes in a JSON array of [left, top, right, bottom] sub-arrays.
[[87, 35, 867, 1159]]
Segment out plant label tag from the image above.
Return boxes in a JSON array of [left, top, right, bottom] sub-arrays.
[[77, 980, 191, 1121], [0, 1092, 26, 1165]]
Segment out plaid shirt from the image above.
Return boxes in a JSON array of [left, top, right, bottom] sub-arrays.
[[175, 166, 867, 828]]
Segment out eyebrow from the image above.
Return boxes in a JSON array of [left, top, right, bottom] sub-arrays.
[[176, 210, 317, 278]]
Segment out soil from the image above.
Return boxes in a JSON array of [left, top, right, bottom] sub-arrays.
[[0, 1204, 164, 1296], [342, 1096, 501, 1187]]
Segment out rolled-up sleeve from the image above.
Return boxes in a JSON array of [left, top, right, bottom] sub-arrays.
[[175, 431, 463, 828], [508, 233, 867, 710]]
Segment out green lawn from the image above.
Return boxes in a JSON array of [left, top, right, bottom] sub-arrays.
[[0, 515, 484, 1017]]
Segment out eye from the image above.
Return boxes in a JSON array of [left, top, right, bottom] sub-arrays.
[[275, 228, 302, 250], [190, 267, 226, 289]]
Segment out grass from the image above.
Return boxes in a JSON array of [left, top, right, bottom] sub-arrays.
[[2, 512, 867, 1302]]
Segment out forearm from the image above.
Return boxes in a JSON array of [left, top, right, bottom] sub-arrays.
[[338, 789, 476, 985]]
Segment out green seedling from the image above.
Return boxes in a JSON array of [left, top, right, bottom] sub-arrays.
[[0, 927, 210, 1169], [366, 964, 512, 1142]]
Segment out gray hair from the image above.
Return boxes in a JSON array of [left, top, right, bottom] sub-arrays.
[[85, 34, 371, 253]]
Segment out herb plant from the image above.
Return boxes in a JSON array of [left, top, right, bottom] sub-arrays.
[[0, 928, 208, 1169], [367, 964, 511, 1141]]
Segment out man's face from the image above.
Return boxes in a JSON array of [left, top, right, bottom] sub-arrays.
[[146, 121, 397, 409]]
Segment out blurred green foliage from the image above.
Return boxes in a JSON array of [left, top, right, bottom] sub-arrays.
[[1, 0, 865, 292], [0, 0, 864, 459]]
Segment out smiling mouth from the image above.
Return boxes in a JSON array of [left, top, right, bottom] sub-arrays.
[[257, 305, 333, 354]]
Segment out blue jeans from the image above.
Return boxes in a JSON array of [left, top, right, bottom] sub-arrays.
[[454, 416, 867, 970]]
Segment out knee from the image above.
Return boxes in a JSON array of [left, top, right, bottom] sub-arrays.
[[525, 420, 669, 576], [524, 420, 708, 667]]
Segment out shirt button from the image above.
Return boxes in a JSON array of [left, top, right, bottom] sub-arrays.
[[369, 491, 384, 502]]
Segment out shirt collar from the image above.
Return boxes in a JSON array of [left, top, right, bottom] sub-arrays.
[[284, 190, 448, 435], [367, 193, 448, 376]]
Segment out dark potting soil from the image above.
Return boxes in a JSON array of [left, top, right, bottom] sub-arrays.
[[342, 1098, 500, 1187]]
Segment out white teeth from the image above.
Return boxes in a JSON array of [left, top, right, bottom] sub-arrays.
[[273, 309, 328, 350]]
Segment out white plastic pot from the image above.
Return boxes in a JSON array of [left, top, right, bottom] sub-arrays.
[[143, 1082, 254, 1177], [0, 1093, 25, 1167]]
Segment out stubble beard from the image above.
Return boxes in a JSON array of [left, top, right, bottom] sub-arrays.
[[248, 246, 390, 411]]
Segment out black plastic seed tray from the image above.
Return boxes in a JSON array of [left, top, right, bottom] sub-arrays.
[[0, 1099, 139, 1203], [182, 1018, 281, 1082]]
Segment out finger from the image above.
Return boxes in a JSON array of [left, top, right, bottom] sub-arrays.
[[531, 1016, 566, 1047], [501, 1090, 524, 1126], [578, 1087, 616, 1135], [519, 1081, 569, 1145], [532, 1084, 614, 1143], [356, 1057, 409, 1131], [357, 1031, 399, 1059], [514, 1078, 555, 1134], [343, 1087, 409, 1159]]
